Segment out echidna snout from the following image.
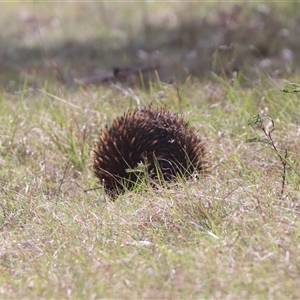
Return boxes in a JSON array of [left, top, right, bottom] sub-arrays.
[[92, 107, 210, 196]]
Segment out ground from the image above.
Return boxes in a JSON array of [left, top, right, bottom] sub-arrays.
[[1, 2, 300, 299]]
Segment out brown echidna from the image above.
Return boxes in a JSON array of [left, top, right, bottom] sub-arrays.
[[92, 107, 210, 196]]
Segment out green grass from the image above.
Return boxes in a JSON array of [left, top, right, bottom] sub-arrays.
[[1, 2, 300, 299]]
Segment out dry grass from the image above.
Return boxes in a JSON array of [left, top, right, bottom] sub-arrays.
[[1, 2, 300, 299], [1, 76, 300, 299]]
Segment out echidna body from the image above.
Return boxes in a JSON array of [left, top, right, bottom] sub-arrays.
[[93, 107, 210, 196]]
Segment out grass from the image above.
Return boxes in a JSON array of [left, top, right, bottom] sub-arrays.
[[1, 2, 300, 299]]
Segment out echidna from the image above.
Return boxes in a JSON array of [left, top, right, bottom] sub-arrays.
[[92, 107, 210, 196]]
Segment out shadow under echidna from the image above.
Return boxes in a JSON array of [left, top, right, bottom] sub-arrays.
[[92, 107, 211, 197]]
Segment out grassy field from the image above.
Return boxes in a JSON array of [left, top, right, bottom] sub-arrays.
[[1, 2, 300, 299]]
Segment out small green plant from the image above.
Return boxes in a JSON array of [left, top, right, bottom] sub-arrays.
[[246, 113, 300, 197], [280, 83, 300, 93], [247, 114, 287, 197]]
